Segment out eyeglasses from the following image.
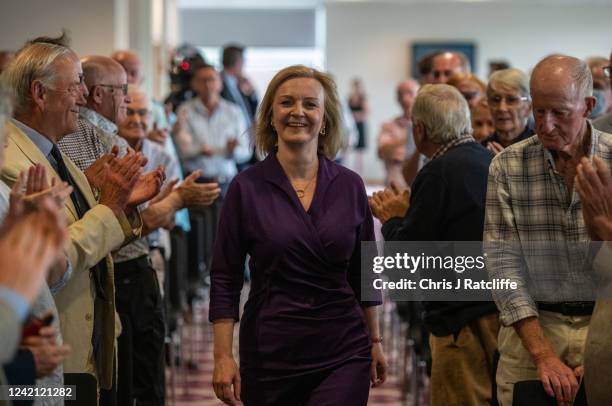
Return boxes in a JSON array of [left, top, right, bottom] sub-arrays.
[[488, 94, 529, 107], [604, 66, 611, 78], [46, 74, 85, 96], [94, 83, 128, 96], [126, 108, 150, 117]]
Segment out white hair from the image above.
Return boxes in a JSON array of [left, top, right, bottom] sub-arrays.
[[488, 68, 531, 99], [1, 41, 74, 113], [412, 84, 472, 144]]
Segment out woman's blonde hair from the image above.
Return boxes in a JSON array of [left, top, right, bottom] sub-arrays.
[[447, 72, 486, 93], [255, 65, 344, 159]]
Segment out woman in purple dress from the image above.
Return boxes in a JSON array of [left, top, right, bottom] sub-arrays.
[[210, 65, 387, 405]]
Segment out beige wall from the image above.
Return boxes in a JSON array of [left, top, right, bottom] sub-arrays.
[[0, 0, 119, 56]]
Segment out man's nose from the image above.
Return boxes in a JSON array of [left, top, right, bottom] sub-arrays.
[[78, 83, 88, 105], [538, 112, 555, 133]]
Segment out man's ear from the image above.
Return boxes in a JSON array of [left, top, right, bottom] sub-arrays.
[[30, 80, 46, 111], [583, 96, 596, 118], [413, 121, 424, 140], [90, 85, 103, 105]]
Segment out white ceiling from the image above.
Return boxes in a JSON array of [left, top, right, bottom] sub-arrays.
[[179, 0, 612, 9]]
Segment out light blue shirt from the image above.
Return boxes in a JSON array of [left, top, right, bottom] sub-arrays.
[[11, 119, 59, 171], [0, 287, 29, 322]]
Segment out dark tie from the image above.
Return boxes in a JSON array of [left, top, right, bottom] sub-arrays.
[[50, 145, 89, 218], [51, 144, 113, 382], [50, 144, 109, 370]]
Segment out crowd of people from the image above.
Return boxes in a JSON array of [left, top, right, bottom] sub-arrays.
[[372, 50, 612, 406], [0, 29, 610, 406]]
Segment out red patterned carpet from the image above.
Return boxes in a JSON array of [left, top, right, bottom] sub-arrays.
[[165, 304, 406, 406]]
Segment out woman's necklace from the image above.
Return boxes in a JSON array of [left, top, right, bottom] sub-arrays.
[[292, 171, 318, 199]]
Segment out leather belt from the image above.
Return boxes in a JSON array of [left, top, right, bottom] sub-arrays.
[[537, 302, 595, 316]]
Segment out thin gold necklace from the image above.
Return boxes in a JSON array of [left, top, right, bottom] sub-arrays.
[[292, 171, 317, 199]]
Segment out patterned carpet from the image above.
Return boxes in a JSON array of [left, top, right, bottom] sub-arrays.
[[165, 304, 406, 406]]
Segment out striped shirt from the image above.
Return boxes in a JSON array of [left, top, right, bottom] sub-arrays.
[[484, 123, 612, 326]]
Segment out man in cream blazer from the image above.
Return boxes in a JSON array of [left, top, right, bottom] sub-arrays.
[[1, 36, 143, 395]]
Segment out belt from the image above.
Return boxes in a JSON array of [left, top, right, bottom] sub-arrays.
[[537, 302, 595, 316]]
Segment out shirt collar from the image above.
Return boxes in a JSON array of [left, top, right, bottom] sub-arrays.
[[11, 118, 54, 158], [193, 97, 226, 117], [79, 107, 118, 134], [431, 134, 476, 160], [543, 120, 596, 169]]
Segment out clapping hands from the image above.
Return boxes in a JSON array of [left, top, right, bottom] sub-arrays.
[[575, 156, 612, 241], [368, 182, 410, 224]]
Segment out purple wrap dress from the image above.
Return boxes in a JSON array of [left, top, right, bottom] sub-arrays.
[[209, 151, 381, 405]]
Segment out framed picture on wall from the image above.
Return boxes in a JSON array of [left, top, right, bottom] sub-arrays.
[[411, 42, 476, 77]]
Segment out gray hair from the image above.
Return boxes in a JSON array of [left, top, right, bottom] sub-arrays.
[[487, 68, 530, 99], [412, 84, 472, 144], [532, 55, 593, 99], [1, 40, 74, 113]]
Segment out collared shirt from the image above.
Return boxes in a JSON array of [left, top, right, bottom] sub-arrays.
[[593, 111, 612, 134], [151, 101, 190, 232], [80, 106, 118, 135], [114, 139, 179, 263], [431, 134, 476, 160], [484, 122, 612, 326], [11, 119, 57, 170], [58, 109, 129, 172], [176, 98, 249, 183]]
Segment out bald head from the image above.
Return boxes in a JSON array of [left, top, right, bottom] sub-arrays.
[[396, 79, 420, 116], [119, 85, 151, 149], [111, 50, 142, 85], [432, 52, 470, 84], [81, 55, 130, 124], [530, 55, 595, 154], [531, 55, 592, 101], [81, 55, 125, 88]]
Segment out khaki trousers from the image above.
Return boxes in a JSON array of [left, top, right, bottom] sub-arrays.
[[496, 311, 590, 406], [584, 300, 612, 405], [429, 313, 500, 406]]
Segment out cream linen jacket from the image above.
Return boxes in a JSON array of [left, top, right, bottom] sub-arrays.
[[1, 121, 140, 390]]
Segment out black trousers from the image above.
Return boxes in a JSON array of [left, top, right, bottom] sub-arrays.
[[115, 255, 165, 406]]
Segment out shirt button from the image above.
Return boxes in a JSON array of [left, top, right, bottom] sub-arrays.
[[85, 313, 93, 321]]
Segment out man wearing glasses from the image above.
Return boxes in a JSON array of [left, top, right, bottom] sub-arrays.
[[593, 53, 612, 133], [58, 55, 131, 170], [481, 68, 534, 155], [2, 34, 145, 402]]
